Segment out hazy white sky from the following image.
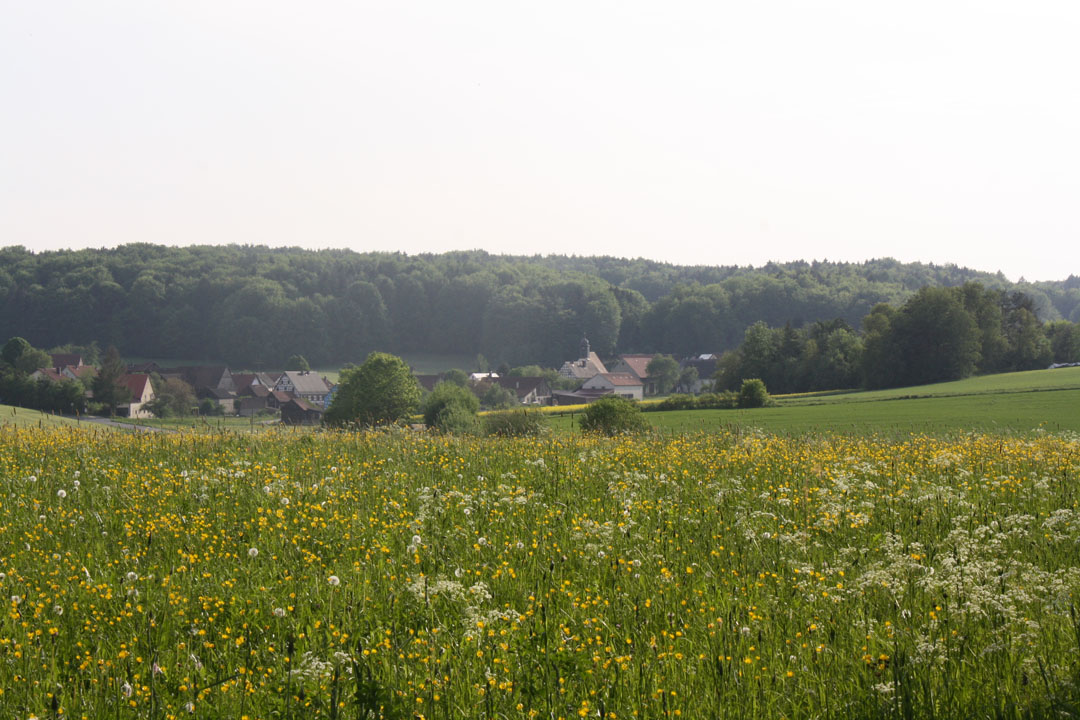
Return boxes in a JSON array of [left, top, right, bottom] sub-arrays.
[[2, 1, 1077, 281]]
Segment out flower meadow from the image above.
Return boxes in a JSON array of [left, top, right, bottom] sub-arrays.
[[1, 427, 1079, 719]]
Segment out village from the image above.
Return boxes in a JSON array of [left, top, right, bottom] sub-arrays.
[[19, 336, 719, 425]]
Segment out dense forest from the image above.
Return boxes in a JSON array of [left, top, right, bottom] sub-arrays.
[[715, 284, 1080, 394], [1, 244, 1077, 369]]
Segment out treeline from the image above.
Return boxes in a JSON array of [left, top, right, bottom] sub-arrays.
[[0, 338, 88, 414], [1, 244, 1078, 368], [716, 284, 1080, 393]]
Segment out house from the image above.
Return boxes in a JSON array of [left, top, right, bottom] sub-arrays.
[[558, 336, 608, 380], [267, 390, 294, 410], [197, 386, 236, 414], [280, 398, 323, 426], [120, 374, 155, 418], [51, 353, 83, 370], [680, 354, 718, 394], [230, 373, 264, 391], [475, 376, 552, 405], [160, 366, 235, 394], [274, 371, 333, 405], [580, 372, 644, 401], [30, 368, 66, 383], [235, 384, 273, 416], [608, 354, 658, 395]]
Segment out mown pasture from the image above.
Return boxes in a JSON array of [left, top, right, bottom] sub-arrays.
[[1, 427, 1078, 718]]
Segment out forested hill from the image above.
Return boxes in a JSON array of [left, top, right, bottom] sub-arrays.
[[0, 244, 1076, 368]]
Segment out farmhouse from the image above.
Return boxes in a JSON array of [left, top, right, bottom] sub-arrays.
[[119, 374, 155, 419], [680, 354, 718, 393], [608, 354, 658, 395], [50, 353, 83, 370], [558, 336, 608, 380], [580, 372, 645, 401], [160, 365, 236, 395], [274, 371, 333, 405]]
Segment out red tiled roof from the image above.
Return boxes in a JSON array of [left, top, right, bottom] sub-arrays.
[[122, 374, 151, 400], [615, 355, 655, 379]]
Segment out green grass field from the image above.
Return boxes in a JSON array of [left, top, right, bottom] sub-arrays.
[[0, 403, 85, 430], [549, 367, 1080, 435], [780, 366, 1080, 404]]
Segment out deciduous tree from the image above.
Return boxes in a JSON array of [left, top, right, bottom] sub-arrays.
[[324, 352, 421, 427]]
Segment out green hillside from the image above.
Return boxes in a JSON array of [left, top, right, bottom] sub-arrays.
[[0, 404, 87, 430], [549, 367, 1080, 435]]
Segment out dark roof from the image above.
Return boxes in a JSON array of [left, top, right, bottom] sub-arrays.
[[231, 373, 261, 389], [159, 365, 233, 391], [51, 353, 82, 369], [280, 397, 324, 425], [551, 388, 613, 405], [681, 356, 718, 376], [197, 386, 235, 400]]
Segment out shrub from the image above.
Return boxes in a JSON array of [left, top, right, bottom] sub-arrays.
[[483, 410, 547, 437], [737, 379, 769, 409], [579, 396, 648, 436], [696, 391, 738, 409], [198, 398, 224, 416], [433, 404, 481, 435], [656, 393, 695, 411], [422, 382, 479, 428]]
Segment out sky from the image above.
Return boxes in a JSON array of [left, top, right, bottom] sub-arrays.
[[1, 1, 1078, 282]]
